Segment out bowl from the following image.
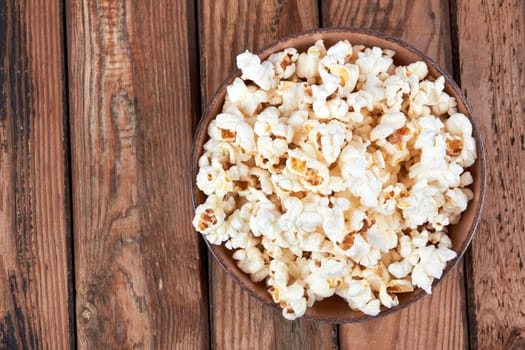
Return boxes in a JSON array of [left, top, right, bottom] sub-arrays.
[[191, 27, 486, 322]]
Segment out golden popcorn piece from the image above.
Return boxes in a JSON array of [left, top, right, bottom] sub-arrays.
[[446, 135, 464, 157], [387, 279, 414, 293], [197, 208, 218, 232]]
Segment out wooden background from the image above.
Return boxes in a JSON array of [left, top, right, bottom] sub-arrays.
[[0, 0, 523, 349]]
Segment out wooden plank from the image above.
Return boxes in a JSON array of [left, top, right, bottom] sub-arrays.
[[456, 0, 525, 347], [322, 1, 469, 349], [198, 1, 337, 348], [0, 0, 73, 349], [67, 0, 209, 348]]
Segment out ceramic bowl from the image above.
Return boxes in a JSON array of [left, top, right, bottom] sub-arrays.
[[191, 28, 486, 322]]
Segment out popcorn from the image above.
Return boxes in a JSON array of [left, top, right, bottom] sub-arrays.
[[445, 113, 477, 167], [296, 40, 326, 82], [276, 81, 309, 113], [233, 247, 268, 282], [370, 112, 407, 141], [196, 159, 232, 196], [407, 61, 429, 80], [356, 47, 393, 76], [366, 219, 398, 252], [194, 40, 478, 320], [226, 79, 268, 116], [192, 196, 228, 244], [411, 245, 457, 293], [237, 51, 276, 90], [315, 121, 347, 165], [267, 48, 298, 79]]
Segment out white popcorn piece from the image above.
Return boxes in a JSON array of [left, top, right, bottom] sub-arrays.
[[442, 187, 473, 223], [388, 259, 412, 278], [445, 113, 477, 167], [237, 51, 276, 90], [417, 76, 446, 106], [272, 282, 308, 320], [295, 40, 326, 82], [349, 171, 383, 208], [409, 134, 464, 189], [192, 196, 228, 244], [233, 246, 268, 282], [337, 278, 380, 316], [398, 180, 440, 228], [296, 198, 324, 233], [196, 159, 232, 196], [361, 73, 386, 105], [326, 40, 353, 63], [411, 245, 457, 293], [407, 61, 429, 80], [356, 47, 393, 77], [253, 107, 280, 136], [226, 78, 268, 116], [267, 48, 298, 79], [225, 209, 259, 250], [202, 138, 251, 165], [370, 112, 407, 141], [384, 75, 410, 108], [339, 142, 369, 178], [375, 183, 406, 215], [366, 220, 398, 253], [460, 171, 474, 187], [277, 81, 308, 113], [312, 80, 339, 119], [308, 121, 347, 165], [413, 115, 445, 149], [330, 64, 359, 94], [379, 284, 399, 308], [320, 197, 350, 243], [286, 150, 330, 191], [346, 208, 367, 232], [296, 52, 320, 82], [214, 108, 258, 153]]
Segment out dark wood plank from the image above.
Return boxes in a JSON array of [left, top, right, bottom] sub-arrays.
[[67, 0, 209, 348], [0, 0, 72, 349], [456, 0, 525, 347], [198, 0, 337, 348], [322, 1, 469, 348]]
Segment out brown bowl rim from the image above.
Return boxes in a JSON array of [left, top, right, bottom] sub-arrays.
[[191, 27, 486, 323]]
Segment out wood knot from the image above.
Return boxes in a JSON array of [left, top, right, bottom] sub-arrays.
[[505, 328, 525, 350], [79, 307, 93, 325]]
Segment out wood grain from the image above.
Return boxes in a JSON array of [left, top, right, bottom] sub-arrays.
[[322, 1, 469, 349], [0, 0, 72, 349], [67, 0, 208, 348], [456, 0, 525, 348], [198, 1, 337, 349]]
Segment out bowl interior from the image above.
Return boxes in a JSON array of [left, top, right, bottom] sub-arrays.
[[192, 28, 485, 323]]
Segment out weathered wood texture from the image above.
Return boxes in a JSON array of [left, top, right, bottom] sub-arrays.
[[198, 0, 337, 348], [322, 1, 469, 349], [0, 0, 72, 349], [456, 0, 525, 348], [67, 0, 208, 348]]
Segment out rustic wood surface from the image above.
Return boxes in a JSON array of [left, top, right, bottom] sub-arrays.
[[67, 0, 208, 348], [0, 0, 523, 349], [0, 0, 73, 349], [322, 0, 469, 349], [456, 0, 525, 348]]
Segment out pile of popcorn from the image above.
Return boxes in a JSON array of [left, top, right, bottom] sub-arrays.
[[193, 40, 477, 320]]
